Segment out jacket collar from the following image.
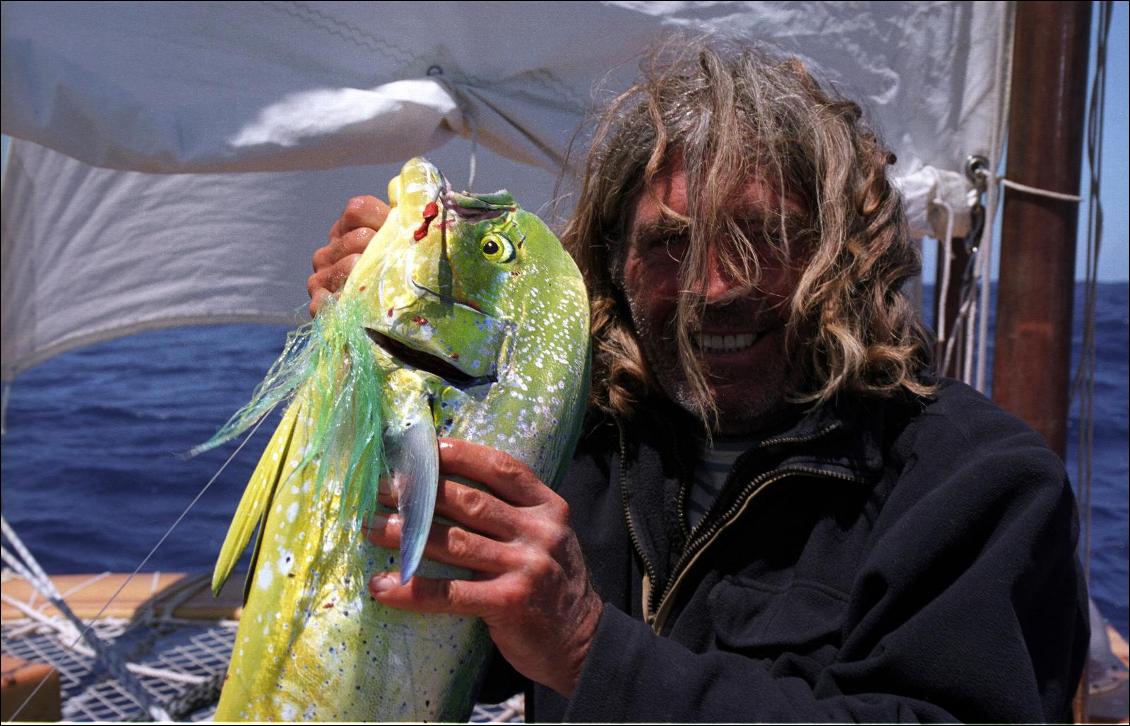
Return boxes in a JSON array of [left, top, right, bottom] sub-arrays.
[[616, 391, 910, 597]]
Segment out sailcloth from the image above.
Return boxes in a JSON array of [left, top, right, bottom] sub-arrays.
[[1, 1, 1013, 380]]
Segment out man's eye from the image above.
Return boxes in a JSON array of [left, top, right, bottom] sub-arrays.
[[664, 239, 689, 262]]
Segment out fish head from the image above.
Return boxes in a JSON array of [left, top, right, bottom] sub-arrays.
[[342, 158, 586, 392]]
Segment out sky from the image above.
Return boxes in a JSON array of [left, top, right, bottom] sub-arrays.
[[3, 2, 1127, 281], [1081, 0, 1128, 282]]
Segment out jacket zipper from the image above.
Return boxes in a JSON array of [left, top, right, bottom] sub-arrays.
[[617, 420, 660, 626], [650, 423, 860, 632]]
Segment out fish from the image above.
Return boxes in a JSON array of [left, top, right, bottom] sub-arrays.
[[197, 157, 591, 721]]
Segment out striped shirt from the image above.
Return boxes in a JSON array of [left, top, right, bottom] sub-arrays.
[[687, 437, 755, 530]]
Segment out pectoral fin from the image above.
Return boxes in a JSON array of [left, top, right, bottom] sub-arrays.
[[384, 411, 439, 584], [211, 402, 299, 596]]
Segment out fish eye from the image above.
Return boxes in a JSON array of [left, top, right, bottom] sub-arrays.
[[480, 234, 516, 263]]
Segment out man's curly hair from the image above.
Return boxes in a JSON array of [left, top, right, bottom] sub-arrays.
[[560, 37, 934, 425]]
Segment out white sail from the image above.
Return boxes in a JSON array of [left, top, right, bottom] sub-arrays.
[[1, 1, 1012, 380]]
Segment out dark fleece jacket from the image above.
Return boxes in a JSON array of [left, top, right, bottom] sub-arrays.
[[483, 378, 1089, 722]]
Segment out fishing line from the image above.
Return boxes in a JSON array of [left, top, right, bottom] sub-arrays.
[[431, 71, 479, 189], [1, 382, 11, 437], [2, 411, 271, 722], [96, 411, 272, 621]]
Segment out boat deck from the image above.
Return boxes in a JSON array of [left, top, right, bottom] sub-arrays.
[[1, 571, 524, 722]]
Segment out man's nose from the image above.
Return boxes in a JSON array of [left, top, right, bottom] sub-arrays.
[[704, 247, 743, 302]]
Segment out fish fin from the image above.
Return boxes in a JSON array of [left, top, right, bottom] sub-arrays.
[[211, 402, 300, 596], [385, 413, 439, 584], [241, 509, 271, 606]]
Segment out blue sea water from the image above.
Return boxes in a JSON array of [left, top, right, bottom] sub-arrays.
[[2, 283, 1127, 639]]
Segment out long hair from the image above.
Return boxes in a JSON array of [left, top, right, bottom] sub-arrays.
[[562, 37, 934, 423]]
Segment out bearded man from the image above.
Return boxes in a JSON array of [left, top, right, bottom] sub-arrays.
[[307, 39, 1088, 722]]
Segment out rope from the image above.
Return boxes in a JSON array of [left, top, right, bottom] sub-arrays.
[[0, 593, 210, 686], [998, 177, 1084, 202], [933, 198, 957, 348], [934, 189, 985, 385], [1, 518, 173, 722], [1, 411, 268, 722], [57, 572, 114, 603], [972, 0, 1017, 395], [1073, 0, 1111, 600]]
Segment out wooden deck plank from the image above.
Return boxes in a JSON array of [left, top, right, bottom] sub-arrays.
[[1, 572, 244, 621]]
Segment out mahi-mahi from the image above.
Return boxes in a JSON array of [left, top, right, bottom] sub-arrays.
[[199, 157, 590, 720]]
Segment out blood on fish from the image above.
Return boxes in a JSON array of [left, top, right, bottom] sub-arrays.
[[413, 201, 440, 241]]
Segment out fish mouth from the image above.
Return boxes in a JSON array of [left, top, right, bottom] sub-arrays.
[[366, 329, 496, 387]]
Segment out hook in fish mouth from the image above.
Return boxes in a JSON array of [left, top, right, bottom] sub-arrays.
[[365, 329, 496, 388]]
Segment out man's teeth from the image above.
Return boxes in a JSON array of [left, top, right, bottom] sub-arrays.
[[701, 332, 757, 353]]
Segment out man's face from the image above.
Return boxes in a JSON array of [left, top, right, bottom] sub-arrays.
[[621, 166, 805, 435]]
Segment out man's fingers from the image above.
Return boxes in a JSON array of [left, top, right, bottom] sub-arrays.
[[437, 439, 551, 507], [308, 289, 332, 318], [378, 479, 519, 540], [313, 229, 372, 272], [341, 195, 390, 232], [310, 255, 361, 294], [365, 514, 520, 574], [337, 226, 377, 256], [307, 254, 361, 316], [368, 573, 492, 616]]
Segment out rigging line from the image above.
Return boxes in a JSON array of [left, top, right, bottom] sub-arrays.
[[940, 202, 986, 381], [974, 177, 996, 394], [997, 177, 1084, 202], [1074, 0, 1111, 591], [940, 265, 977, 379], [2, 411, 270, 723], [960, 199, 987, 386], [0, 593, 211, 685], [1, 522, 172, 722], [975, 0, 1015, 395], [933, 198, 957, 349], [962, 279, 977, 384]]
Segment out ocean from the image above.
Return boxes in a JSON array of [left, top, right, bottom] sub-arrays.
[[2, 282, 1127, 639]]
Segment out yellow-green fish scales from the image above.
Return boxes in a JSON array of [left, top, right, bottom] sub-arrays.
[[204, 158, 590, 720]]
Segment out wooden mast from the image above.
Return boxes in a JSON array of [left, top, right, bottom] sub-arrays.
[[993, 4, 1094, 722], [992, 1, 1092, 458]]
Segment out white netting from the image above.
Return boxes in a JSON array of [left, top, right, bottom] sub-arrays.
[[2, 615, 235, 722]]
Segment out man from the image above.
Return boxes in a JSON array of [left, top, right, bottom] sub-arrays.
[[308, 40, 1088, 722]]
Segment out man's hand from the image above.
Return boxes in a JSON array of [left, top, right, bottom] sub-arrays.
[[365, 438, 604, 698], [307, 195, 389, 317]]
